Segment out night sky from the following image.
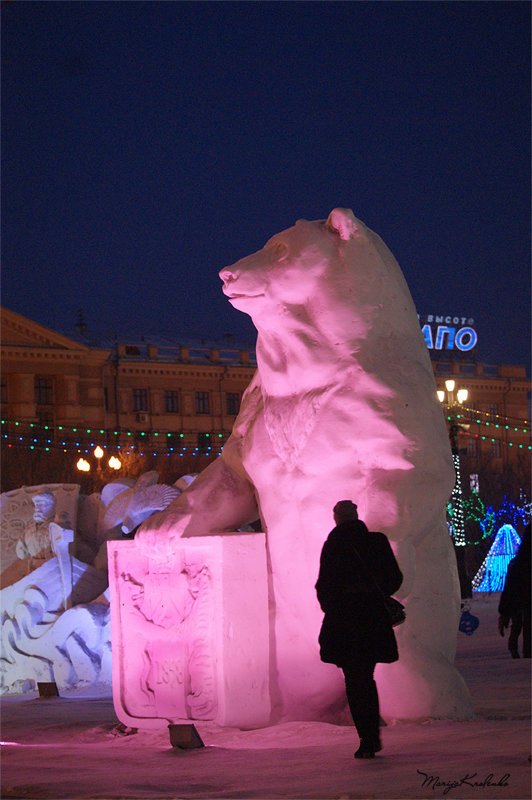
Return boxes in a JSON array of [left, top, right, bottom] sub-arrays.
[[2, 1, 530, 369]]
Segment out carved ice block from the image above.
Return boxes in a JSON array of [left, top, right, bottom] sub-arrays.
[[108, 534, 270, 729]]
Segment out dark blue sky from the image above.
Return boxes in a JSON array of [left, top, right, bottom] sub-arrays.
[[2, 1, 530, 368]]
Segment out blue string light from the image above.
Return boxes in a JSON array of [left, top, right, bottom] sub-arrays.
[[473, 524, 522, 591]]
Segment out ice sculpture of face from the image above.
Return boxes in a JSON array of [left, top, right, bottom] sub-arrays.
[[32, 491, 56, 523]]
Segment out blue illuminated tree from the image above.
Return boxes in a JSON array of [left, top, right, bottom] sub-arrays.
[[472, 524, 522, 592], [490, 495, 531, 533]]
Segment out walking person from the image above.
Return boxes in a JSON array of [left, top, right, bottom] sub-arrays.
[[316, 500, 403, 758], [498, 522, 531, 658]]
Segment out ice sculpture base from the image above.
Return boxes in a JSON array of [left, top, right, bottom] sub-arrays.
[[108, 534, 270, 730]]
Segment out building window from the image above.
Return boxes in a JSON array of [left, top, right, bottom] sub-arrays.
[[467, 438, 478, 458], [195, 392, 210, 414], [226, 392, 240, 416], [166, 432, 182, 452], [434, 362, 452, 375], [165, 391, 179, 413], [35, 376, 53, 405], [198, 432, 210, 450], [133, 389, 148, 412], [470, 474, 480, 493], [0, 377, 6, 405], [459, 364, 476, 375], [490, 439, 501, 458]]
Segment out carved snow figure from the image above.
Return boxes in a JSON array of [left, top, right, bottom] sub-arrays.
[[1, 584, 111, 693], [93, 472, 180, 572], [15, 489, 56, 565], [1, 551, 110, 694], [102, 471, 180, 536], [137, 208, 472, 722], [119, 550, 216, 720], [1, 484, 79, 580]]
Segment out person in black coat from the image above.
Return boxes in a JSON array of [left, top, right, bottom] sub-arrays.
[[498, 522, 531, 658], [315, 500, 403, 759]]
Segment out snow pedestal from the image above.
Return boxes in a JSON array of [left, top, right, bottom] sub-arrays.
[[108, 534, 270, 730]]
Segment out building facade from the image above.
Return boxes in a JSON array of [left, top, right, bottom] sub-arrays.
[[1, 307, 530, 501], [432, 359, 530, 503]]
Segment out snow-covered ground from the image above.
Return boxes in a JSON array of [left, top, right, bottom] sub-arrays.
[[1, 593, 530, 799]]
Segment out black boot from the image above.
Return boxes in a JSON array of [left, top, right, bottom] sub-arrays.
[[354, 737, 382, 759]]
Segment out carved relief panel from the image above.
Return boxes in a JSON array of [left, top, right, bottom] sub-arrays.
[[1, 484, 80, 574], [108, 534, 270, 730]]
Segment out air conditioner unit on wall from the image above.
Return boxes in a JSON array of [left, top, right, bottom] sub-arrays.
[[136, 412, 148, 423]]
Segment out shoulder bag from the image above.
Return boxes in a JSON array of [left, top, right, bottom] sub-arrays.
[[350, 541, 406, 627]]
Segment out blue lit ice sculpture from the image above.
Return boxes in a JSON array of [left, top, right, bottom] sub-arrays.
[[472, 524, 522, 592]]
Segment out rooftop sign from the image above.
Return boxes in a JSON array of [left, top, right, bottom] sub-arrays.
[[418, 315, 477, 352]]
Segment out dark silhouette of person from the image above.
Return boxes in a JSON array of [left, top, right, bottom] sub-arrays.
[[498, 522, 531, 658], [315, 500, 403, 758]]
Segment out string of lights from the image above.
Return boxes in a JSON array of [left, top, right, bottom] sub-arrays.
[[449, 494, 530, 547], [461, 492, 496, 543], [487, 495, 531, 530], [3, 439, 224, 458], [448, 454, 466, 546], [472, 524, 523, 591], [446, 424, 530, 450], [3, 417, 529, 453], [459, 406, 529, 430], [1, 418, 227, 459], [1, 418, 228, 439]]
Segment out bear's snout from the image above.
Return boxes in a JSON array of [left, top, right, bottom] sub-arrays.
[[219, 267, 239, 286]]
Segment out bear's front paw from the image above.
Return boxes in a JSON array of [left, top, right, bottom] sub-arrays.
[[135, 512, 188, 555]]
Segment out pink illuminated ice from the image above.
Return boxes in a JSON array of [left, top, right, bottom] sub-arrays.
[[136, 208, 473, 723]]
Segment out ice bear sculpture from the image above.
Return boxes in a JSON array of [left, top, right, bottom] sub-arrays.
[[137, 208, 472, 722]]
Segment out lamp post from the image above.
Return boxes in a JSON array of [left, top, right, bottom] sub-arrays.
[[438, 380, 471, 597], [76, 446, 121, 489], [94, 445, 104, 473]]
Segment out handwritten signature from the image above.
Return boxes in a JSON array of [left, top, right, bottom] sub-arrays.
[[417, 770, 510, 795]]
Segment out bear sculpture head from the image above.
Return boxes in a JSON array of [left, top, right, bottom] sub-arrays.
[[220, 207, 426, 390]]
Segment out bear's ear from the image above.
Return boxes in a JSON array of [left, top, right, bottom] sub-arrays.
[[326, 208, 358, 240]]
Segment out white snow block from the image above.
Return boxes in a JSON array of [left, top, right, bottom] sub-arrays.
[[108, 534, 270, 729]]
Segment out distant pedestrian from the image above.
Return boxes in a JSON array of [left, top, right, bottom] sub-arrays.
[[498, 523, 531, 658], [315, 500, 403, 758]]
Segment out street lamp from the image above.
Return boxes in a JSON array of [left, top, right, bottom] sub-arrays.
[[76, 446, 122, 482], [438, 380, 469, 454], [438, 380, 468, 411], [438, 380, 470, 597]]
